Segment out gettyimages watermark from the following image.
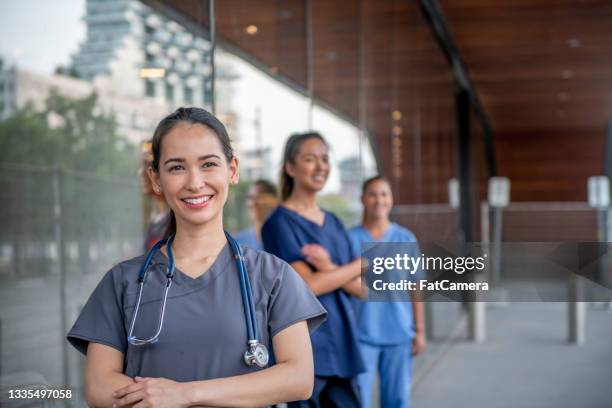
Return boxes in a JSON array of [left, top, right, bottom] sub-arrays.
[[359, 242, 612, 302]]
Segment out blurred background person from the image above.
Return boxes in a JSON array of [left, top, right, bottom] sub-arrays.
[[140, 141, 170, 251], [262, 132, 364, 407], [235, 179, 279, 250], [348, 175, 426, 408]]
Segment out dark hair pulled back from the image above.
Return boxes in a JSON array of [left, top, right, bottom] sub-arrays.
[[361, 174, 390, 196], [279, 132, 327, 201], [150, 107, 233, 238]]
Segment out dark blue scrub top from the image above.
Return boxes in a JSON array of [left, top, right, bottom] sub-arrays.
[[262, 205, 365, 378]]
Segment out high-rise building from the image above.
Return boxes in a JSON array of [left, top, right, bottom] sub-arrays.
[[0, 0, 242, 144], [0, 61, 172, 143], [72, 0, 213, 108]]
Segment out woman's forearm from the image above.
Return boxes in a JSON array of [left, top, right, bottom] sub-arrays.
[[305, 259, 361, 296], [342, 277, 365, 298], [185, 360, 312, 407], [412, 297, 425, 333], [86, 372, 134, 408]]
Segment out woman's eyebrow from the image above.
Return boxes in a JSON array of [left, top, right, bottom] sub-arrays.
[[164, 157, 184, 165], [163, 154, 221, 165], [198, 154, 222, 161]]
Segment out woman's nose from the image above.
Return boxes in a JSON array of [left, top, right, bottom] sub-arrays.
[[186, 169, 205, 190]]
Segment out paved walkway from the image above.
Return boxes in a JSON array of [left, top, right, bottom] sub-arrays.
[[411, 303, 612, 408]]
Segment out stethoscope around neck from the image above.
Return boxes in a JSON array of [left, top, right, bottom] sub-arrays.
[[126, 231, 269, 368]]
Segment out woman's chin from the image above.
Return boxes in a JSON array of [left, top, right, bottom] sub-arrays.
[[176, 211, 222, 229], [309, 181, 327, 192]]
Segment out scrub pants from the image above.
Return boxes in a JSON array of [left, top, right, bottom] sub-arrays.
[[358, 342, 413, 408], [287, 375, 361, 408]]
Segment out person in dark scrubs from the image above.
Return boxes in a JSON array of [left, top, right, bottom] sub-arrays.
[[67, 108, 327, 408], [261, 132, 365, 408], [235, 179, 279, 250]]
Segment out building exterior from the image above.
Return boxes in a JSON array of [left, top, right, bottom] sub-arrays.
[[239, 146, 275, 182], [0, 62, 171, 144], [72, 0, 213, 108], [339, 156, 365, 205], [0, 0, 237, 145]]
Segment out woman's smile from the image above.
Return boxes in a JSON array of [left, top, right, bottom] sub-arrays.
[[181, 194, 213, 209]]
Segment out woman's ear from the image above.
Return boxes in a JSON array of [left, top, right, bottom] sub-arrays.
[[147, 166, 162, 195], [229, 156, 240, 185], [285, 162, 296, 178]]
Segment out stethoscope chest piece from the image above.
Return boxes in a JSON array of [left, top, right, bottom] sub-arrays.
[[244, 340, 269, 368]]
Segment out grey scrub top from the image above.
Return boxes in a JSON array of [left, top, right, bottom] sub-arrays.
[[67, 244, 327, 381]]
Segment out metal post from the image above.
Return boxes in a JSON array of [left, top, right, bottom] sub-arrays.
[[471, 201, 490, 343], [254, 107, 262, 179], [491, 207, 502, 283], [306, 0, 314, 128], [456, 86, 482, 341], [568, 276, 585, 345], [605, 210, 612, 309], [481, 202, 490, 246], [597, 209, 608, 242], [209, 0, 216, 115], [487, 177, 510, 304], [607, 209, 612, 243], [456, 88, 472, 243], [53, 169, 69, 386]]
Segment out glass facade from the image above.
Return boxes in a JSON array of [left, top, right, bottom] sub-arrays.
[[3, 1, 605, 407]]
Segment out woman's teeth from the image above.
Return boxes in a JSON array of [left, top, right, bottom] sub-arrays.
[[183, 196, 211, 204]]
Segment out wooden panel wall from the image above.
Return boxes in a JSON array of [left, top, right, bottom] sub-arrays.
[[442, 0, 612, 202], [149, 0, 611, 204]]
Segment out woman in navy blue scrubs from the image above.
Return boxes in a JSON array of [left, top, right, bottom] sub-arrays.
[[262, 132, 365, 407]]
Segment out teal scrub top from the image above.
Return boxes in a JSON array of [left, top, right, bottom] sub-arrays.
[[348, 223, 422, 346]]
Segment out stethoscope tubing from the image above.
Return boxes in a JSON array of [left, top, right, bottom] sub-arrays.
[[231, 237, 258, 342], [127, 232, 260, 346]]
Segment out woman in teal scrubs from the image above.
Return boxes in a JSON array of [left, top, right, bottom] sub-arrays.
[[348, 175, 426, 408]]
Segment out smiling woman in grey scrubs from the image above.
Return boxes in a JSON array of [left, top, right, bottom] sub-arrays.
[[67, 107, 327, 408]]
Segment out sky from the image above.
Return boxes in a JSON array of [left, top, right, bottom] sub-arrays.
[[0, 0, 86, 74]]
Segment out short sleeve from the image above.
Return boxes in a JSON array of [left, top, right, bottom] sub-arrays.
[[347, 227, 363, 260], [261, 212, 303, 264], [402, 228, 426, 280], [67, 266, 127, 355], [265, 258, 327, 337]]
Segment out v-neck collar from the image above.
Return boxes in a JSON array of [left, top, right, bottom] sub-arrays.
[[150, 242, 232, 287], [360, 223, 395, 242], [279, 205, 328, 228]]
